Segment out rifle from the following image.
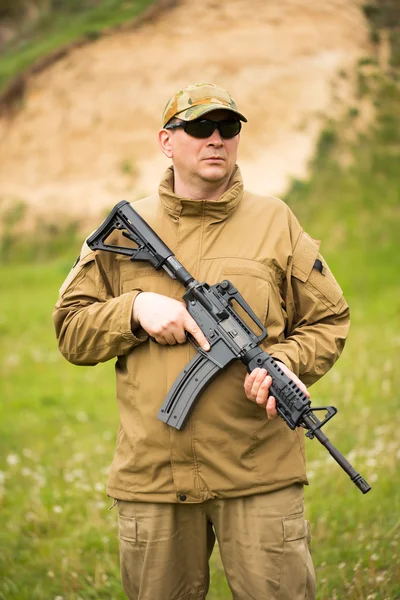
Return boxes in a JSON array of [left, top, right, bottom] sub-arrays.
[[87, 200, 371, 495]]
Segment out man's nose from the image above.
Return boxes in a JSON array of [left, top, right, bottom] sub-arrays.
[[207, 129, 224, 146]]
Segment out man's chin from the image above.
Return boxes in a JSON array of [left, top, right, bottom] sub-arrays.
[[199, 165, 230, 183]]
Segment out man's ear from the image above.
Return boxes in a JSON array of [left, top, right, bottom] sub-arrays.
[[158, 129, 173, 159]]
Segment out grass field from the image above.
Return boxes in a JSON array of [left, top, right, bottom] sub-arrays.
[[1, 58, 399, 600]]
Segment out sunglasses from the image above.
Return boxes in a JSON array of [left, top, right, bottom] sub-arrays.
[[164, 118, 242, 139]]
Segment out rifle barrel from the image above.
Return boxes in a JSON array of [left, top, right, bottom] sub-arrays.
[[302, 414, 371, 494]]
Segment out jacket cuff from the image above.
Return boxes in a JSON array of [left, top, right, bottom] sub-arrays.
[[120, 290, 148, 347], [266, 345, 300, 377]]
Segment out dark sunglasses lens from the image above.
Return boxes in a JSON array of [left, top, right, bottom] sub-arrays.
[[185, 120, 241, 139], [185, 121, 215, 138], [218, 120, 241, 138]]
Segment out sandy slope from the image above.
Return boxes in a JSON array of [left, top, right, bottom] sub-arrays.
[[0, 0, 371, 227]]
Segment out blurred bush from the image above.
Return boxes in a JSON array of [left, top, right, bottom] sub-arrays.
[[0, 0, 43, 19], [0, 0, 101, 20]]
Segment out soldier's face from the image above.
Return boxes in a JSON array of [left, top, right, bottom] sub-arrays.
[[160, 110, 240, 188]]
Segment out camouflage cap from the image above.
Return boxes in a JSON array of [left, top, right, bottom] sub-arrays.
[[162, 82, 247, 127]]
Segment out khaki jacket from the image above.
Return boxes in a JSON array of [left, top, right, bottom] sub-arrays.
[[53, 167, 350, 503]]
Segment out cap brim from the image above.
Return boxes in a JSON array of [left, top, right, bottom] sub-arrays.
[[175, 103, 247, 123]]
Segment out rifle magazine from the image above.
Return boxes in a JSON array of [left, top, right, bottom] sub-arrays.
[[158, 352, 221, 430]]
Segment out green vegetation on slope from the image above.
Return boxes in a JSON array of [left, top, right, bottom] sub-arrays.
[[0, 0, 157, 94], [286, 77, 400, 320]]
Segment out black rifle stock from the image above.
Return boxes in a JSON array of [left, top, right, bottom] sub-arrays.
[[87, 200, 371, 495]]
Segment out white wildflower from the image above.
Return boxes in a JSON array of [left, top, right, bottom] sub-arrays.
[[76, 411, 89, 423], [53, 505, 63, 514], [31, 349, 44, 363], [71, 468, 84, 478], [22, 448, 34, 459], [346, 450, 357, 463], [370, 553, 379, 561], [71, 453, 85, 463], [74, 482, 91, 492], [33, 472, 46, 486], [5, 354, 20, 367], [353, 560, 361, 572], [6, 454, 19, 466]]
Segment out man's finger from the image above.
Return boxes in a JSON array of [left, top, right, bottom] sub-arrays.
[[266, 396, 278, 420], [185, 317, 210, 351], [163, 332, 180, 345], [251, 368, 267, 396], [173, 328, 188, 345], [245, 368, 266, 400], [246, 368, 265, 399], [255, 375, 272, 406]]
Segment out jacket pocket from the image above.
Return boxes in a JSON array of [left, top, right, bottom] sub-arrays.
[[220, 259, 271, 328], [119, 261, 166, 295], [292, 232, 345, 314]]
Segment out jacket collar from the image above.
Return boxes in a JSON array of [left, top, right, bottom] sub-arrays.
[[159, 165, 244, 223]]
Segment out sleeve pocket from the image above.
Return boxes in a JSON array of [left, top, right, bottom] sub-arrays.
[[292, 232, 345, 314], [59, 251, 95, 297]]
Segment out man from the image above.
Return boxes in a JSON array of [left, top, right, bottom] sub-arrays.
[[53, 82, 350, 600]]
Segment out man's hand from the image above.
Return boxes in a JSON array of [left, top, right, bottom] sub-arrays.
[[132, 292, 210, 351], [244, 362, 310, 421]]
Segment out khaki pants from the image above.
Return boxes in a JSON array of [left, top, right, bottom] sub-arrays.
[[117, 484, 316, 600]]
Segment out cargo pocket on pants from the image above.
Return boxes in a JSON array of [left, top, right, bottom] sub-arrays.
[[118, 512, 143, 600], [278, 514, 316, 600], [305, 520, 316, 600]]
